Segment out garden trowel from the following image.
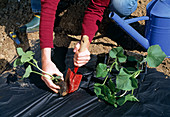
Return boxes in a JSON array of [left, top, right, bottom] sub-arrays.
[[65, 35, 90, 94]]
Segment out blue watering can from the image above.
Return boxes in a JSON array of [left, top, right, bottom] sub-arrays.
[[109, 0, 170, 57]]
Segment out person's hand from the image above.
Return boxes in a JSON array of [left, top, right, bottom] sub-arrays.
[[41, 60, 64, 93], [41, 48, 63, 93], [73, 42, 90, 67]]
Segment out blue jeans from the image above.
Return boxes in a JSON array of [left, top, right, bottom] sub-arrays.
[[30, 0, 137, 15], [31, 0, 41, 13], [109, 0, 138, 16]]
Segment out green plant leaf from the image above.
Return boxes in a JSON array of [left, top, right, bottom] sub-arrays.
[[116, 68, 135, 91], [94, 83, 111, 98], [21, 51, 34, 63], [131, 70, 141, 78], [96, 63, 108, 78], [117, 52, 127, 63], [117, 96, 126, 106], [108, 79, 117, 93], [21, 54, 33, 63], [33, 59, 38, 64], [126, 67, 136, 72], [115, 62, 119, 71], [130, 77, 138, 89], [109, 48, 118, 58], [128, 56, 138, 62], [17, 47, 25, 56], [94, 83, 116, 105], [114, 104, 118, 108], [94, 83, 105, 98], [26, 51, 35, 56], [146, 45, 166, 67], [107, 94, 116, 105], [126, 94, 139, 101], [109, 47, 127, 63], [117, 94, 139, 106], [23, 65, 32, 79], [103, 84, 111, 96], [13, 58, 23, 67]]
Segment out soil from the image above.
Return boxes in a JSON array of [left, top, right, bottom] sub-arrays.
[[54, 79, 68, 96], [0, 0, 169, 76]]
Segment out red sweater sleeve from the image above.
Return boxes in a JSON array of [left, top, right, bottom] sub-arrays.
[[40, 0, 110, 49], [82, 0, 110, 42], [40, 0, 60, 49]]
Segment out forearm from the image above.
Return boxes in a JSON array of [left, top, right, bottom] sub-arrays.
[[82, 0, 110, 42], [40, 0, 60, 49], [41, 48, 52, 62]]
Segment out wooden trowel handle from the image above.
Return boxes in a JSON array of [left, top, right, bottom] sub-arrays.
[[79, 35, 90, 52], [74, 35, 90, 73]]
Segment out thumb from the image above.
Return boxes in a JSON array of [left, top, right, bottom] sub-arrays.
[[73, 42, 80, 53], [54, 70, 64, 81]]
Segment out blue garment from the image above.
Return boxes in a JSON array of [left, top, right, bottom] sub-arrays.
[[30, 0, 137, 16], [31, 0, 41, 13], [109, 0, 138, 16]]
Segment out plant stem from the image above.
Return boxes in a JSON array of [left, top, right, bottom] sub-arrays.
[[28, 61, 55, 80], [120, 91, 127, 97], [140, 58, 147, 65], [110, 58, 117, 72], [103, 75, 109, 85], [102, 60, 117, 85], [31, 71, 55, 81], [131, 89, 134, 95]]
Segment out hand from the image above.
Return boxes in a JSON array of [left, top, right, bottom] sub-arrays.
[[41, 48, 63, 93], [73, 42, 90, 67], [41, 60, 64, 93]]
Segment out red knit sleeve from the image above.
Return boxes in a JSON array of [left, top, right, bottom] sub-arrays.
[[40, 0, 60, 49], [82, 0, 110, 42]]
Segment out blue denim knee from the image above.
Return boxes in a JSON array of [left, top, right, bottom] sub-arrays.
[[109, 0, 138, 16], [31, 0, 41, 13]]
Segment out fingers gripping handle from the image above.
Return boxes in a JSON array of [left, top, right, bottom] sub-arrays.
[[74, 35, 90, 73], [79, 35, 90, 52]]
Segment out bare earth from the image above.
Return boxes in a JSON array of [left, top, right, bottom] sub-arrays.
[[0, 0, 169, 76]]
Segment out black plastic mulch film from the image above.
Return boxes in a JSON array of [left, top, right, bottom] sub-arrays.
[[0, 47, 170, 117]]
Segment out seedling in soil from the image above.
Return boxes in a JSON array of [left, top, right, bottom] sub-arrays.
[[94, 45, 167, 107], [13, 48, 67, 96]]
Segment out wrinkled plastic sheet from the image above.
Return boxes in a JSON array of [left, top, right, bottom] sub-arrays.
[[0, 47, 170, 117]]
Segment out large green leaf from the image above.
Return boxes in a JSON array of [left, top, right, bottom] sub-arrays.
[[116, 68, 134, 91], [94, 83, 116, 105], [13, 58, 23, 67], [17, 47, 25, 56], [96, 63, 108, 78], [23, 65, 32, 79], [21, 51, 34, 63], [94, 83, 105, 99], [117, 94, 139, 106], [146, 45, 166, 67], [109, 47, 127, 63]]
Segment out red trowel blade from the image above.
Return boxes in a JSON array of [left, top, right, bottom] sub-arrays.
[[65, 67, 82, 93], [65, 35, 89, 94]]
